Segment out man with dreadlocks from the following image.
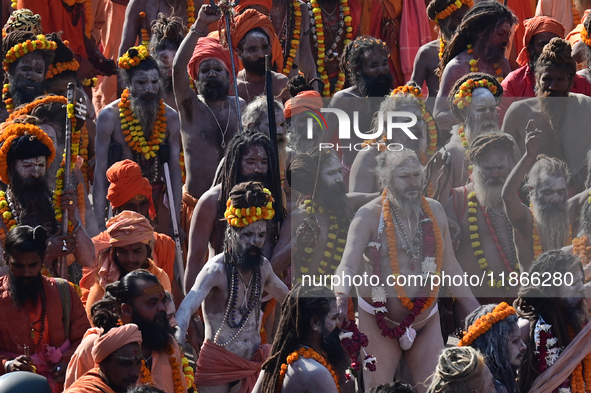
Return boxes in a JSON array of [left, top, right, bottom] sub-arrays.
[[349, 85, 434, 194], [434, 1, 516, 131], [502, 125, 572, 272], [334, 148, 478, 392], [503, 37, 591, 192], [252, 284, 348, 393], [184, 131, 281, 288], [426, 346, 496, 393], [94, 45, 182, 235], [458, 303, 526, 393], [410, 0, 472, 99], [444, 134, 518, 304], [325, 36, 393, 183], [175, 181, 289, 393], [150, 14, 186, 111], [514, 250, 589, 393]]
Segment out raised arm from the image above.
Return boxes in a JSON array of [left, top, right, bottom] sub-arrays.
[[434, 61, 464, 131], [118, 0, 143, 57], [295, 1, 318, 81], [165, 108, 182, 222], [502, 120, 539, 234], [93, 108, 116, 231]]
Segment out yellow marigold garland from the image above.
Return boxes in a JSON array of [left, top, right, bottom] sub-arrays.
[[224, 188, 275, 227], [0, 123, 56, 184], [46, 59, 80, 79], [567, 324, 591, 393], [81, 77, 98, 87], [466, 45, 503, 82], [439, 37, 445, 59], [181, 355, 194, 389], [452, 77, 498, 110], [310, 0, 352, 97], [140, 345, 185, 393], [118, 45, 149, 69], [2, 84, 13, 113], [187, 0, 196, 30], [457, 302, 516, 346], [0, 190, 17, 244], [118, 89, 166, 160], [434, 0, 473, 23], [3, 34, 58, 72], [140, 12, 150, 48], [8, 95, 66, 121], [278, 347, 340, 393], [283, 0, 302, 76]]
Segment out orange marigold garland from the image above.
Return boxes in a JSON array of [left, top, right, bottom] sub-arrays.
[[141, 345, 185, 393], [573, 236, 591, 282], [140, 12, 150, 48], [118, 45, 149, 69], [582, 26, 591, 47], [282, 0, 302, 76], [119, 89, 166, 160], [452, 77, 498, 110], [457, 302, 516, 346], [2, 84, 13, 113], [187, 0, 196, 30], [46, 59, 80, 79], [3, 34, 58, 71], [278, 347, 340, 393], [466, 45, 503, 82], [7, 95, 67, 121], [434, 0, 473, 23], [0, 190, 17, 244], [224, 188, 275, 227], [438, 37, 445, 59]]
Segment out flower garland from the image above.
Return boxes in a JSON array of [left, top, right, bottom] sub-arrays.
[[439, 37, 445, 60], [0, 123, 56, 184], [46, 59, 80, 79], [457, 125, 474, 177], [118, 89, 166, 160], [467, 192, 518, 289], [434, 0, 473, 23], [181, 355, 195, 390], [224, 188, 275, 227], [3, 34, 58, 72], [452, 77, 498, 110], [141, 345, 185, 393], [339, 319, 376, 381], [530, 206, 572, 259], [466, 45, 503, 82], [309, 0, 353, 96], [278, 347, 340, 393], [582, 27, 591, 47], [140, 12, 150, 48], [187, 0, 196, 30], [390, 85, 438, 155], [299, 200, 347, 275], [180, 151, 186, 184], [457, 302, 515, 346], [81, 77, 98, 87], [573, 235, 591, 282], [7, 95, 66, 120], [535, 317, 570, 391], [0, 190, 16, 244], [118, 45, 149, 69], [2, 84, 13, 113], [282, 0, 302, 76]]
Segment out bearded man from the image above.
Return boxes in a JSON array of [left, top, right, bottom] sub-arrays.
[[174, 5, 245, 238], [0, 122, 95, 273], [445, 134, 518, 303], [349, 85, 433, 194], [94, 46, 182, 234], [184, 131, 281, 288], [252, 285, 348, 393], [85, 211, 172, 316], [283, 80, 324, 154], [0, 226, 90, 393], [499, 17, 591, 122], [2, 31, 56, 112], [502, 37, 591, 192], [66, 269, 187, 392], [325, 36, 394, 181], [410, 0, 472, 99], [175, 182, 289, 393], [502, 125, 572, 271], [334, 149, 479, 392], [514, 250, 589, 392], [435, 1, 517, 131]]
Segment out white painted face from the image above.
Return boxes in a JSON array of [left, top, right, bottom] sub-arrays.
[[14, 156, 47, 179], [467, 88, 498, 127]]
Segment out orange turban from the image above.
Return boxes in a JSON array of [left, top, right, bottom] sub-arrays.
[[235, 0, 272, 15], [284, 90, 323, 119], [517, 16, 565, 66], [106, 159, 155, 220], [91, 324, 142, 363], [107, 211, 154, 247], [187, 37, 239, 86]]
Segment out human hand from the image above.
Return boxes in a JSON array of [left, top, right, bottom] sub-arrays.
[[195, 4, 221, 29], [524, 119, 541, 159], [60, 188, 78, 219], [7, 356, 35, 373], [45, 230, 77, 261]]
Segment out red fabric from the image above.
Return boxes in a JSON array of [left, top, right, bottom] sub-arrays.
[[106, 160, 156, 220], [516, 16, 565, 66], [399, 0, 431, 83], [194, 340, 270, 393], [187, 37, 239, 87], [284, 90, 323, 118], [235, 0, 272, 14], [369, 0, 404, 86], [17, 0, 87, 58], [63, 369, 115, 393], [506, 0, 535, 58]]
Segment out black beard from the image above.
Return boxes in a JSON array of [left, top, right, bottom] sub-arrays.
[[9, 78, 45, 107], [321, 327, 349, 373], [236, 246, 264, 271], [132, 308, 175, 352], [8, 271, 43, 309], [357, 72, 393, 97], [242, 57, 266, 77], [130, 91, 161, 132], [9, 171, 56, 229], [318, 183, 350, 219], [197, 78, 230, 102]]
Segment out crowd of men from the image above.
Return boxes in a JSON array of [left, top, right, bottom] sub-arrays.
[[1, 0, 591, 392]]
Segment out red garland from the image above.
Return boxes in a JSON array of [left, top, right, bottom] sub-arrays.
[[368, 213, 435, 339], [480, 206, 517, 273], [340, 320, 376, 380], [537, 322, 570, 390]]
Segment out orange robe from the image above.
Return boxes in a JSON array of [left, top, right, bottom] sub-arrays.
[[536, 0, 575, 33], [17, 0, 87, 58], [84, 259, 171, 320], [80, 231, 175, 306], [505, 0, 535, 56], [64, 368, 115, 393], [64, 328, 102, 389], [368, 0, 404, 86], [0, 276, 90, 393]]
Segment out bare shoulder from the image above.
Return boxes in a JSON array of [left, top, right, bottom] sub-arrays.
[[97, 100, 120, 120], [356, 147, 379, 165], [274, 72, 289, 84], [284, 357, 338, 393], [330, 86, 358, 103], [354, 196, 383, 221], [426, 197, 447, 223], [198, 185, 221, 207], [417, 40, 439, 56], [201, 253, 227, 281]]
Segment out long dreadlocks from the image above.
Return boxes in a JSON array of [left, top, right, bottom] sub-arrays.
[[514, 250, 587, 393], [259, 284, 336, 393], [437, 2, 517, 77], [149, 13, 186, 54]]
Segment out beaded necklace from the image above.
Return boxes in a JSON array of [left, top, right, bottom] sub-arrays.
[[279, 0, 302, 76], [467, 44, 503, 82]]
